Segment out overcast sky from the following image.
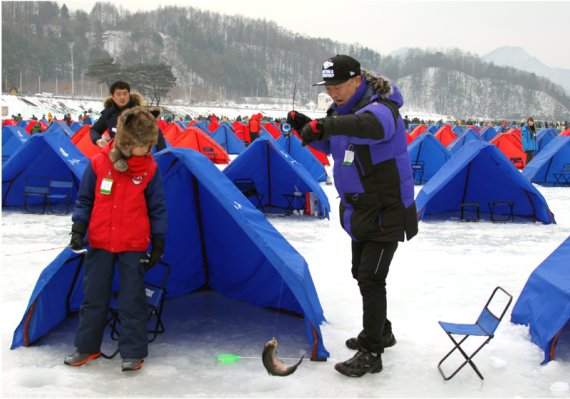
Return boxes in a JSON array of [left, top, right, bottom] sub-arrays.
[[65, 0, 570, 70]]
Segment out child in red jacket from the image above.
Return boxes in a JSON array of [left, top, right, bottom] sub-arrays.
[[64, 106, 168, 372]]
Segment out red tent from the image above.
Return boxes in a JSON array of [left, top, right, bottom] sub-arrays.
[[406, 132, 413, 145], [263, 122, 282, 140], [171, 127, 230, 164], [505, 128, 521, 140], [559, 129, 570, 136], [71, 125, 104, 159], [157, 119, 168, 131], [208, 115, 220, 132], [409, 125, 427, 141], [232, 121, 250, 144], [162, 123, 184, 144], [25, 120, 48, 133], [490, 132, 525, 169], [433, 125, 457, 147], [2, 119, 17, 127]]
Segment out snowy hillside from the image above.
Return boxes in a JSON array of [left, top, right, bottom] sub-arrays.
[[396, 67, 570, 120]]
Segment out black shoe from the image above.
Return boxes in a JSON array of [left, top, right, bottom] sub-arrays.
[[334, 350, 383, 377], [121, 358, 144, 372], [345, 333, 397, 350], [64, 348, 102, 366]]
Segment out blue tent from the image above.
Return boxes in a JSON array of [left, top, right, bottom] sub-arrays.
[[511, 235, 570, 363], [11, 148, 329, 360], [415, 140, 555, 223], [2, 125, 30, 163], [480, 126, 499, 142], [275, 134, 327, 183], [193, 121, 211, 135], [407, 133, 451, 184], [224, 137, 330, 218], [211, 122, 246, 154], [536, 128, 558, 154], [451, 125, 465, 135], [69, 122, 83, 132], [2, 128, 88, 209], [258, 126, 275, 141], [45, 121, 74, 137], [447, 128, 484, 155], [427, 125, 439, 134], [522, 136, 570, 186]]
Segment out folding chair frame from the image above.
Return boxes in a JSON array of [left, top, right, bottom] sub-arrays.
[[23, 176, 50, 214], [233, 178, 265, 212], [106, 261, 171, 356], [47, 179, 74, 215], [437, 286, 513, 380]]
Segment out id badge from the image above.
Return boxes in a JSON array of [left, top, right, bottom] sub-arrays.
[[100, 178, 113, 195], [342, 150, 354, 166]]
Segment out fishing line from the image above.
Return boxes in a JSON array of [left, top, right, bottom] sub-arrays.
[[3, 245, 67, 256]]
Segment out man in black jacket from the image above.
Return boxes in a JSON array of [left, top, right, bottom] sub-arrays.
[[90, 81, 167, 151]]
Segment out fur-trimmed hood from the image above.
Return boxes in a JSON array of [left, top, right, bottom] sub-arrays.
[[103, 92, 144, 109], [361, 70, 403, 108]]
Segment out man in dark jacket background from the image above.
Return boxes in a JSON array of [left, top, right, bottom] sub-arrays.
[[90, 81, 167, 151], [288, 55, 418, 378]]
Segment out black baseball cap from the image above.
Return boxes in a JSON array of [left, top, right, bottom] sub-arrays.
[[313, 55, 361, 86]]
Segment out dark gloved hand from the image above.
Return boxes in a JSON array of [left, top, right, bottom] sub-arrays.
[[69, 222, 88, 254], [140, 237, 165, 271], [300, 120, 324, 146], [286, 111, 312, 131]]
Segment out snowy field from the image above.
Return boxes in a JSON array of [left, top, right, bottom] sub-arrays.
[[2, 177, 570, 398]]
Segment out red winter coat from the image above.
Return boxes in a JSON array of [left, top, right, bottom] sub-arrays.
[[84, 146, 158, 252]]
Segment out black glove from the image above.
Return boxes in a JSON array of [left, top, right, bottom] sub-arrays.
[[69, 222, 88, 254], [140, 237, 165, 271], [300, 120, 324, 146], [286, 111, 312, 131]]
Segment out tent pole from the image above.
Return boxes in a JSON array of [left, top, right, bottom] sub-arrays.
[[266, 141, 273, 206], [192, 176, 210, 285], [461, 162, 472, 204], [543, 157, 554, 184]]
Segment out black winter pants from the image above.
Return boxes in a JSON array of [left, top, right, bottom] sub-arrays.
[[351, 240, 398, 354], [74, 248, 148, 359]]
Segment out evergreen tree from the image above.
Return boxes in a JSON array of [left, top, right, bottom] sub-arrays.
[[124, 63, 177, 105], [85, 56, 122, 88]]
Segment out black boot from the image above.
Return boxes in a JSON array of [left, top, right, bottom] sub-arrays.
[[345, 332, 397, 350], [334, 349, 383, 377]]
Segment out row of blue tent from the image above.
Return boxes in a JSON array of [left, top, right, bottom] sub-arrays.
[[4, 120, 561, 226], [410, 124, 561, 144], [408, 130, 570, 188], [2, 120, 328, 186]]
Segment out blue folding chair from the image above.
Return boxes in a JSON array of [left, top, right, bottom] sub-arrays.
[[437, 286, 513, 380]]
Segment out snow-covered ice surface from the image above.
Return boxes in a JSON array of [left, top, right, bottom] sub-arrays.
[[2, 177, 570, 397]]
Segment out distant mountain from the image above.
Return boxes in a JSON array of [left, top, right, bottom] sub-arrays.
[[482, 46, 570, 95]]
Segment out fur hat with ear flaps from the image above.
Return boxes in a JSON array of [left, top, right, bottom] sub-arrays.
[[109, 106, 161, 172]]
